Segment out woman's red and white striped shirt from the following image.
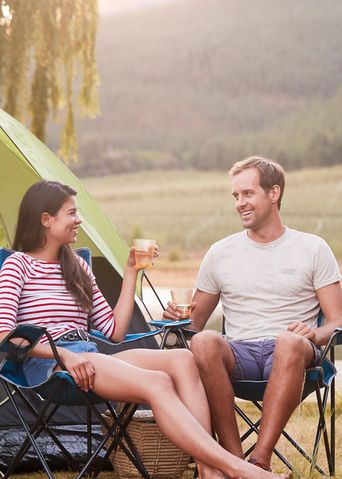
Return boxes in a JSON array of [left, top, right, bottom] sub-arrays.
[[0, 252, 115, 343]]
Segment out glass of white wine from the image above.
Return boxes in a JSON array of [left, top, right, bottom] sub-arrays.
[[170, 288, 193, 319], [133, 239, 156, 269]]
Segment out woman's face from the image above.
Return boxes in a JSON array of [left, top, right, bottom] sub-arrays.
[[43, 196, 82, 246]]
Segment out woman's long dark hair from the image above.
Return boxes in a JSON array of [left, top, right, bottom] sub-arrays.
[[13, 180, 93, 313]]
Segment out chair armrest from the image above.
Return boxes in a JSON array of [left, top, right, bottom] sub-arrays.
[[0, 324, 46, 364], [89, 320, 193, 348], [334, 327, 342, 345], [43, 330, 68, 371], [89, 328, 168, 345], [318, 327, 342, 363], [148, 319, 192, 328]]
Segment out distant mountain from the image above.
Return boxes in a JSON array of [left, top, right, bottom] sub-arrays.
[[49, 0, 342, 175]]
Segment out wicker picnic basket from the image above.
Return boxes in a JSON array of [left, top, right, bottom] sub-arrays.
[[102, 408, 191, 478]]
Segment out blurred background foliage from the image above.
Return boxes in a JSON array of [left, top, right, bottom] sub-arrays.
[[0, 0, 99, 161]]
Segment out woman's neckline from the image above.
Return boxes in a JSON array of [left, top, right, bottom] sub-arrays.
[[23, 252, 60, 264]]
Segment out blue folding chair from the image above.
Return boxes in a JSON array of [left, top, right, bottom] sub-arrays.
[[186, 314, 341, 479], [0, 247, 191, 478], [228, 313, 342, 477]]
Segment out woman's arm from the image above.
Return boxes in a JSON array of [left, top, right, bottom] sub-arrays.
[[0, 330, 95, 392], [110, 245, 159, 342]]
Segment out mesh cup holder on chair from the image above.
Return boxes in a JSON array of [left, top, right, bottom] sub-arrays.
[[102, 407, 191, 479]]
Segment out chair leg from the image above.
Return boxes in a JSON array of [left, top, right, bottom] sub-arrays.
[[235, 398, 329, 476], [310, 384, 333, 476], [330, 379, 335, 476], [160, 328, 189, 349], [73, 394, 150, 479], [2, 381, 55, 479], [100, 403, 151, 479], [14, 386, 74, 463], [89, 403, 142, 479], [330, 347, 336, 476], [87, 405, 92, 460], [235, 402, 295, 472]]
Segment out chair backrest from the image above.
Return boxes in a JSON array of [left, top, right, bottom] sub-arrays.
[[0, 247, 91, 269], [0, 247, 13, 268]]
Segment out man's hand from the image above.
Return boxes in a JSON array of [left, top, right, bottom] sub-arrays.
[[287, 321, 316, 343], [162, 301, 197, 320], [58, 349, 95, 392]]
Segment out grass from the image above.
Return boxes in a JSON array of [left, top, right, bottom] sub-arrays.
[[9, 396, 342, 479], [82, 165, 342, 260]]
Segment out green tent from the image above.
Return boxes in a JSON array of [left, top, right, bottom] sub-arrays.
[[0, 108, 143, 295]]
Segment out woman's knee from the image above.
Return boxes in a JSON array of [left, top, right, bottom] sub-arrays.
[[150, 370, 175, 393], [165, 349, 202, 383], [168, 348, 196, 371]]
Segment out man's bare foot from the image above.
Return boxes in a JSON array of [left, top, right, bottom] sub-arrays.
[[248, 457, 272, 472]]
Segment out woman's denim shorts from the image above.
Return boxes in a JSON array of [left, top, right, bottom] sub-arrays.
[[22, 340, 98, 387]]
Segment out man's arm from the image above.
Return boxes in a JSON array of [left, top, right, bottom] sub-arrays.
[[314, 282, 342, 345], [163, 289, 220, 332], [191, 289, 220, 331], [288, 282, 342, 346]]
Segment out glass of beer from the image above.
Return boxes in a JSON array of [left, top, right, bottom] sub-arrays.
[[133, 239, 156, 269], [170, 288, 193, 319]]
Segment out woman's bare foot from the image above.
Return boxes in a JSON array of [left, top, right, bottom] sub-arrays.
[[228, 457, 291, 479], [198, 463, 227, 478]]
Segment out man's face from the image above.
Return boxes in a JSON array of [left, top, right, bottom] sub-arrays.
[[231, 168, 275, 231]]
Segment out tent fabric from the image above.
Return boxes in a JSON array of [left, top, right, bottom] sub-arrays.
[[0, 108, 160, 471], [0, 107, 143, 294]]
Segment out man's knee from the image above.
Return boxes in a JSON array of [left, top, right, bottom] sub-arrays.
[[275, 331, 312, 364], [190, 330, 231, 366]]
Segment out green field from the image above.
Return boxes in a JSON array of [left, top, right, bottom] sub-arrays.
[[82, 165, 342, 261]]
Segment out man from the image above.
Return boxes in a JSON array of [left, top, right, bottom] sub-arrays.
[[163, 156, 342, 471]]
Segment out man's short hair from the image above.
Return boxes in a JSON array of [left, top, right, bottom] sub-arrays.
[[229, 156, 285, 209]]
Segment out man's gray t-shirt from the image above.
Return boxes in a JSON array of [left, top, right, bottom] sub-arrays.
[[196, 228, 341, 341]]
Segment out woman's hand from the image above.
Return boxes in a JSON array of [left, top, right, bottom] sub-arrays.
[[126, 245, 159, 270], [58, 348, 95, 392]]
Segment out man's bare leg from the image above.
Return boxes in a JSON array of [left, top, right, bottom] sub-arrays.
[[251, 332, 315, 469], [190, 330, 244, 459]]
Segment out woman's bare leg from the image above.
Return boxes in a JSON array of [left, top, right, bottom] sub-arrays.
[[76, 352, 290, 479], [115, 348, 220, 478]]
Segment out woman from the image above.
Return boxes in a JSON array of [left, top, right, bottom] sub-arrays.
[[0, 180, 290, 479]]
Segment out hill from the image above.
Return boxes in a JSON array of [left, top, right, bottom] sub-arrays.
[[46, 0, 342, 175]]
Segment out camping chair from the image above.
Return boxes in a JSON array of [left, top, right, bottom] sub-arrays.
[[186, 315, 341, 479], [228, 314, 342, 477], [0, 247, 191, 478]]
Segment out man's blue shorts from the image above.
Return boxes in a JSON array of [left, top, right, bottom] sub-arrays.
[[227, 338, 322, 381], [22, 340, 99, 387]]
